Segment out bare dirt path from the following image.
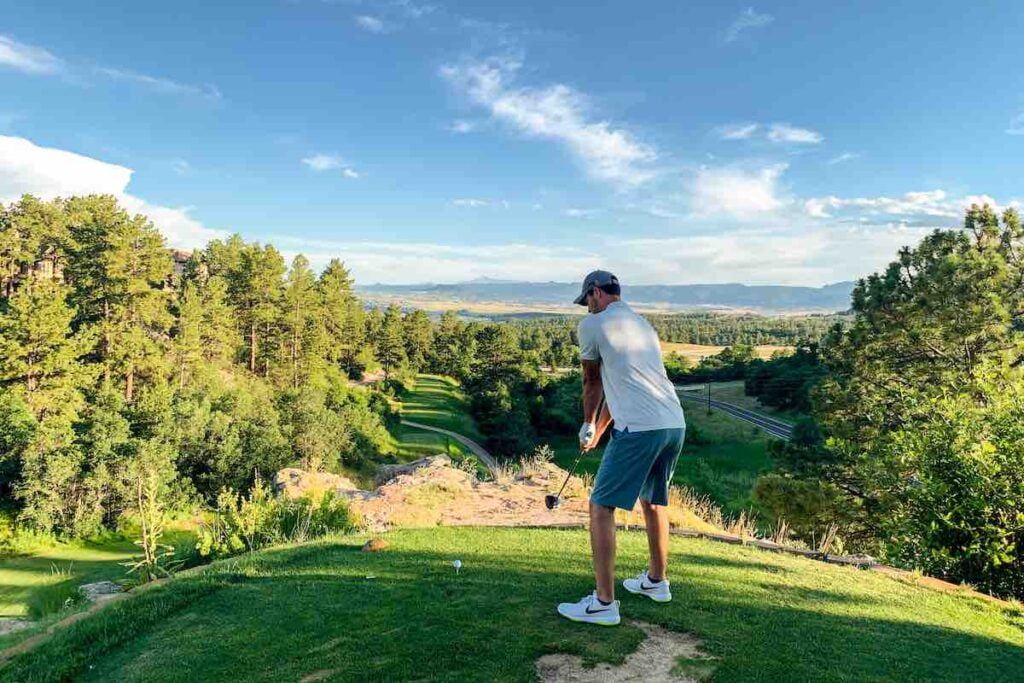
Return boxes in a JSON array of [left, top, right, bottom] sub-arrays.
[[400, 419, 499, 474]]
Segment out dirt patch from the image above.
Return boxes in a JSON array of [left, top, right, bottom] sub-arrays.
[[299, 670, 336, 682], [536, 621, 714, 682]]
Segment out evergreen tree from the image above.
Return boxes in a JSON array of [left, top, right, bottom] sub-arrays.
[[282, 255, 322, 388], [172, 283, 204, 389], [376, 305, 407, 381], [402, 309, 433, 372], [0, 275, 97, 532], [318, 259, 364, 376], [65, 195, 172, 400], [229, 244, 285, 376]]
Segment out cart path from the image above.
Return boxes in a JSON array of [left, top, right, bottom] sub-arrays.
[[400, 419, 499, 473]]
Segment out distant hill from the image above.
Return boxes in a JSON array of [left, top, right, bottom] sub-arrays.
[[358, 280, 855, 314]]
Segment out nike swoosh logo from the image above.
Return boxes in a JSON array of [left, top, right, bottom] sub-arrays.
[[585, 605, 611, 614], [640, 583, 661, 590]]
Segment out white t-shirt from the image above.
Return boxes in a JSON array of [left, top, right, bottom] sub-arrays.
[[577, 301, 685, 432]]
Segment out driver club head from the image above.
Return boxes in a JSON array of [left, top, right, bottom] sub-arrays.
[[544, 494, 561, 510]]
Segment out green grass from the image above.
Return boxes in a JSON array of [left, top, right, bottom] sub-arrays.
[[387, 374, 484, 465], [389, 422, 469, 460], [4, 527, 1023, 682], [0, 537, 140, 621], [0, 529, 197, 625], [397, 375, 483, 442]]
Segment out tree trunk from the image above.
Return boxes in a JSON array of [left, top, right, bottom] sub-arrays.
[[249, 322, 257, 373]]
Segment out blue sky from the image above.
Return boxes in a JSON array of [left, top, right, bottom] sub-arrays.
[[1, 1, 1022, 285]]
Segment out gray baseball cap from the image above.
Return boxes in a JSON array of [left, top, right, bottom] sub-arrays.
[[573, 270, 620, 305]]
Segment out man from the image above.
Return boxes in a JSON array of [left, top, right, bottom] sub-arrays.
[[556, 270, 686, 626]]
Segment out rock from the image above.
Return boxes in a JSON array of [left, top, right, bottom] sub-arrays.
[[375, 455, 452, 485], [273, 468, 359, 499], [361, 538, 389, 552], [0, 618, 33, 636], [79, 581, 123, 603]]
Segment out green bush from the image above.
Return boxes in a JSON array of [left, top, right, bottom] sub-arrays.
[[197, 478, 361, 559]]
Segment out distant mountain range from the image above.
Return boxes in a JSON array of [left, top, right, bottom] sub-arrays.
[[358, 280, 856, 314]]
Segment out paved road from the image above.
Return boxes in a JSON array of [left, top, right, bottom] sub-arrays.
[[401, 419, 499, 474], [677, 389, 794, 440]]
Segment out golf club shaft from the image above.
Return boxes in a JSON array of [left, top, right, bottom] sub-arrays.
[[555, 396, 604, 499]]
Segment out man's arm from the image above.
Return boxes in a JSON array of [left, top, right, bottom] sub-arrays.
[[581, 360, 612, 450]]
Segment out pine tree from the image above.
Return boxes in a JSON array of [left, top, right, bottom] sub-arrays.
[[376, 305, 407, 381], [282, 255, 322, 388], [229, 244, 285, 376], [319, 259, 363, 374], [65, 196, 172, 400], [402, 309, 433, 372], [0, 274, 97, 532], [200, 275, 239, 366], [172, 283, 204, 389]]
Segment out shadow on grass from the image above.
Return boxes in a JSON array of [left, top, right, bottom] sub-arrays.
[[4, 532, 1024, 683]]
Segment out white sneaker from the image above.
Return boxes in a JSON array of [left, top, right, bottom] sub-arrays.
[[623, 570, 672, 602], [556, 591, 621, 626]]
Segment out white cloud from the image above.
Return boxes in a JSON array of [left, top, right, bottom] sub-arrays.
[[1008, 111, 1024, 135], [803, 189, 961, 219], [0, 135, 225, 248], [172, 159, 191, 175], [723, 8, 774, 43], [802, 189, 1023, 223], [564, 207, 599, 218], [272, 236, 596, 285], [619, 225, 933, 286], [302, 154, 359, 177], [271, 222, 943, 287], [449, 119, 479, 133], [715, 122, 759, 140], [827, 152, 858, 165], [689, 164, 787, 217], [766, 123, 823, 144], [96, 67, 221, 100], [302, 154, 343, 171], [0, 35, 62, 75], [452, 198, 488, 207], [354, 15, 388, 33], [716, 121, 822, 144], [440, 56, 657, 188]]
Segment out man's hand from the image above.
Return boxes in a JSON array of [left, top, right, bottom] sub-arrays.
[[578, 422, 597, 450]]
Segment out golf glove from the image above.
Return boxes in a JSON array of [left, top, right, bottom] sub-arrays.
[[579, 422, 596, 446]]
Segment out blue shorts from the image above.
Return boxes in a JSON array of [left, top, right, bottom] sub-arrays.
[[590, 426, 685, 510]]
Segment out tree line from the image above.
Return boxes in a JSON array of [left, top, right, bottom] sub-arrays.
[[0, 194, 400, 538]]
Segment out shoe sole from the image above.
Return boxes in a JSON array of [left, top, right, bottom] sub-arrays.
[[559, 613, 621, 626], [623, 584, 672, 603]]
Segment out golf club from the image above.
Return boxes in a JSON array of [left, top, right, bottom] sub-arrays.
[[545, 397, 603, 510]]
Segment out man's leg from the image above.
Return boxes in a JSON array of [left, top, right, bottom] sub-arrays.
[[640, 499, 669, 581], [590, 501, 617, 602]]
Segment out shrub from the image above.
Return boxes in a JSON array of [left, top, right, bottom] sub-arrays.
[[197, 478, 361, 559]]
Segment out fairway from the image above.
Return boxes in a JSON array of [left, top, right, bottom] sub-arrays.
[[388, 374, 484, 462], [5, 527, 1023, 682]]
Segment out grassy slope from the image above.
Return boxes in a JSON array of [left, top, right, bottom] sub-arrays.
[[5, 527, 1023, 682], [388, 374, 486, 460], [0, 537, 140, 621], [0, 528, 198, 623]]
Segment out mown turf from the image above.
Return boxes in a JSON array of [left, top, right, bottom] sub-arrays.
[[5, 527, 1023, 682], [397, 375, 483, 442]]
